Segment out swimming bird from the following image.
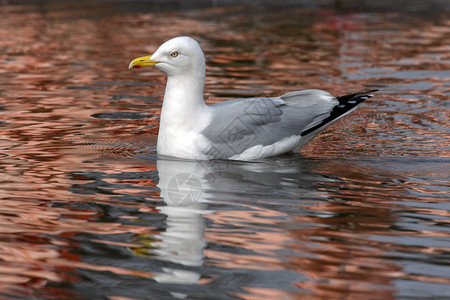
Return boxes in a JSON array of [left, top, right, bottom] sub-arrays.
[[129, 36, 376, 161]]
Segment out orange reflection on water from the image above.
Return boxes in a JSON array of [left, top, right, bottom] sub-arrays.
[[0, 2, 449, 299]]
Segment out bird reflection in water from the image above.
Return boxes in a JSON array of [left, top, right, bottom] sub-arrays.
[[126, 155, 324, 293], [130, 158, 210, 291]]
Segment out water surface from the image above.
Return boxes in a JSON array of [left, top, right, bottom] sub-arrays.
[[0, 2, 449, 299]]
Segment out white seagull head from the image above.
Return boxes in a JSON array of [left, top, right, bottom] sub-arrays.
[[129, 36, 205, 77]]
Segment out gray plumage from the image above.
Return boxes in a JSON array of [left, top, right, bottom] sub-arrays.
[[201, 89, 375, 159]]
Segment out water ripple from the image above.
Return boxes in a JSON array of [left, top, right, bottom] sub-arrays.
[[0, 3, 449, 299]]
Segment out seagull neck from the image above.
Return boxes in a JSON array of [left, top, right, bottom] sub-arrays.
[[160, 73, 207, 127]]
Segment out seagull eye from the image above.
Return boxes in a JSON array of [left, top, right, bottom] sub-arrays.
[[170, 51, 178, 58]]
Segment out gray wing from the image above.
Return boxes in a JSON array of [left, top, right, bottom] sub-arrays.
[[201, 89, 338, 158]]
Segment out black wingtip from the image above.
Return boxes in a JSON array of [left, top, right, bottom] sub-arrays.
[[336, 89, 379, 103], [300, 89, 378, 137]]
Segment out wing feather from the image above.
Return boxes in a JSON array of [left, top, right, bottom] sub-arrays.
[[201, 90, 339, 158]]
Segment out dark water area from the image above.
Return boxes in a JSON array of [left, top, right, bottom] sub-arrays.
[[0, 1, 449, 299]]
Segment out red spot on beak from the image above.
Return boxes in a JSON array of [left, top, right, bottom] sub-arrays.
[[133, 65, 142, 69]]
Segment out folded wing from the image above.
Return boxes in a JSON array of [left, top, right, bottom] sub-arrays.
[[202, 89, 352, 158]]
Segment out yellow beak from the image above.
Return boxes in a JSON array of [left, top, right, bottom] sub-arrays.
[[128, 55, 160, 69]]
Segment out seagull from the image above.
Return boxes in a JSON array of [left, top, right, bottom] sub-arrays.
[[129, 36, 376, 161]]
